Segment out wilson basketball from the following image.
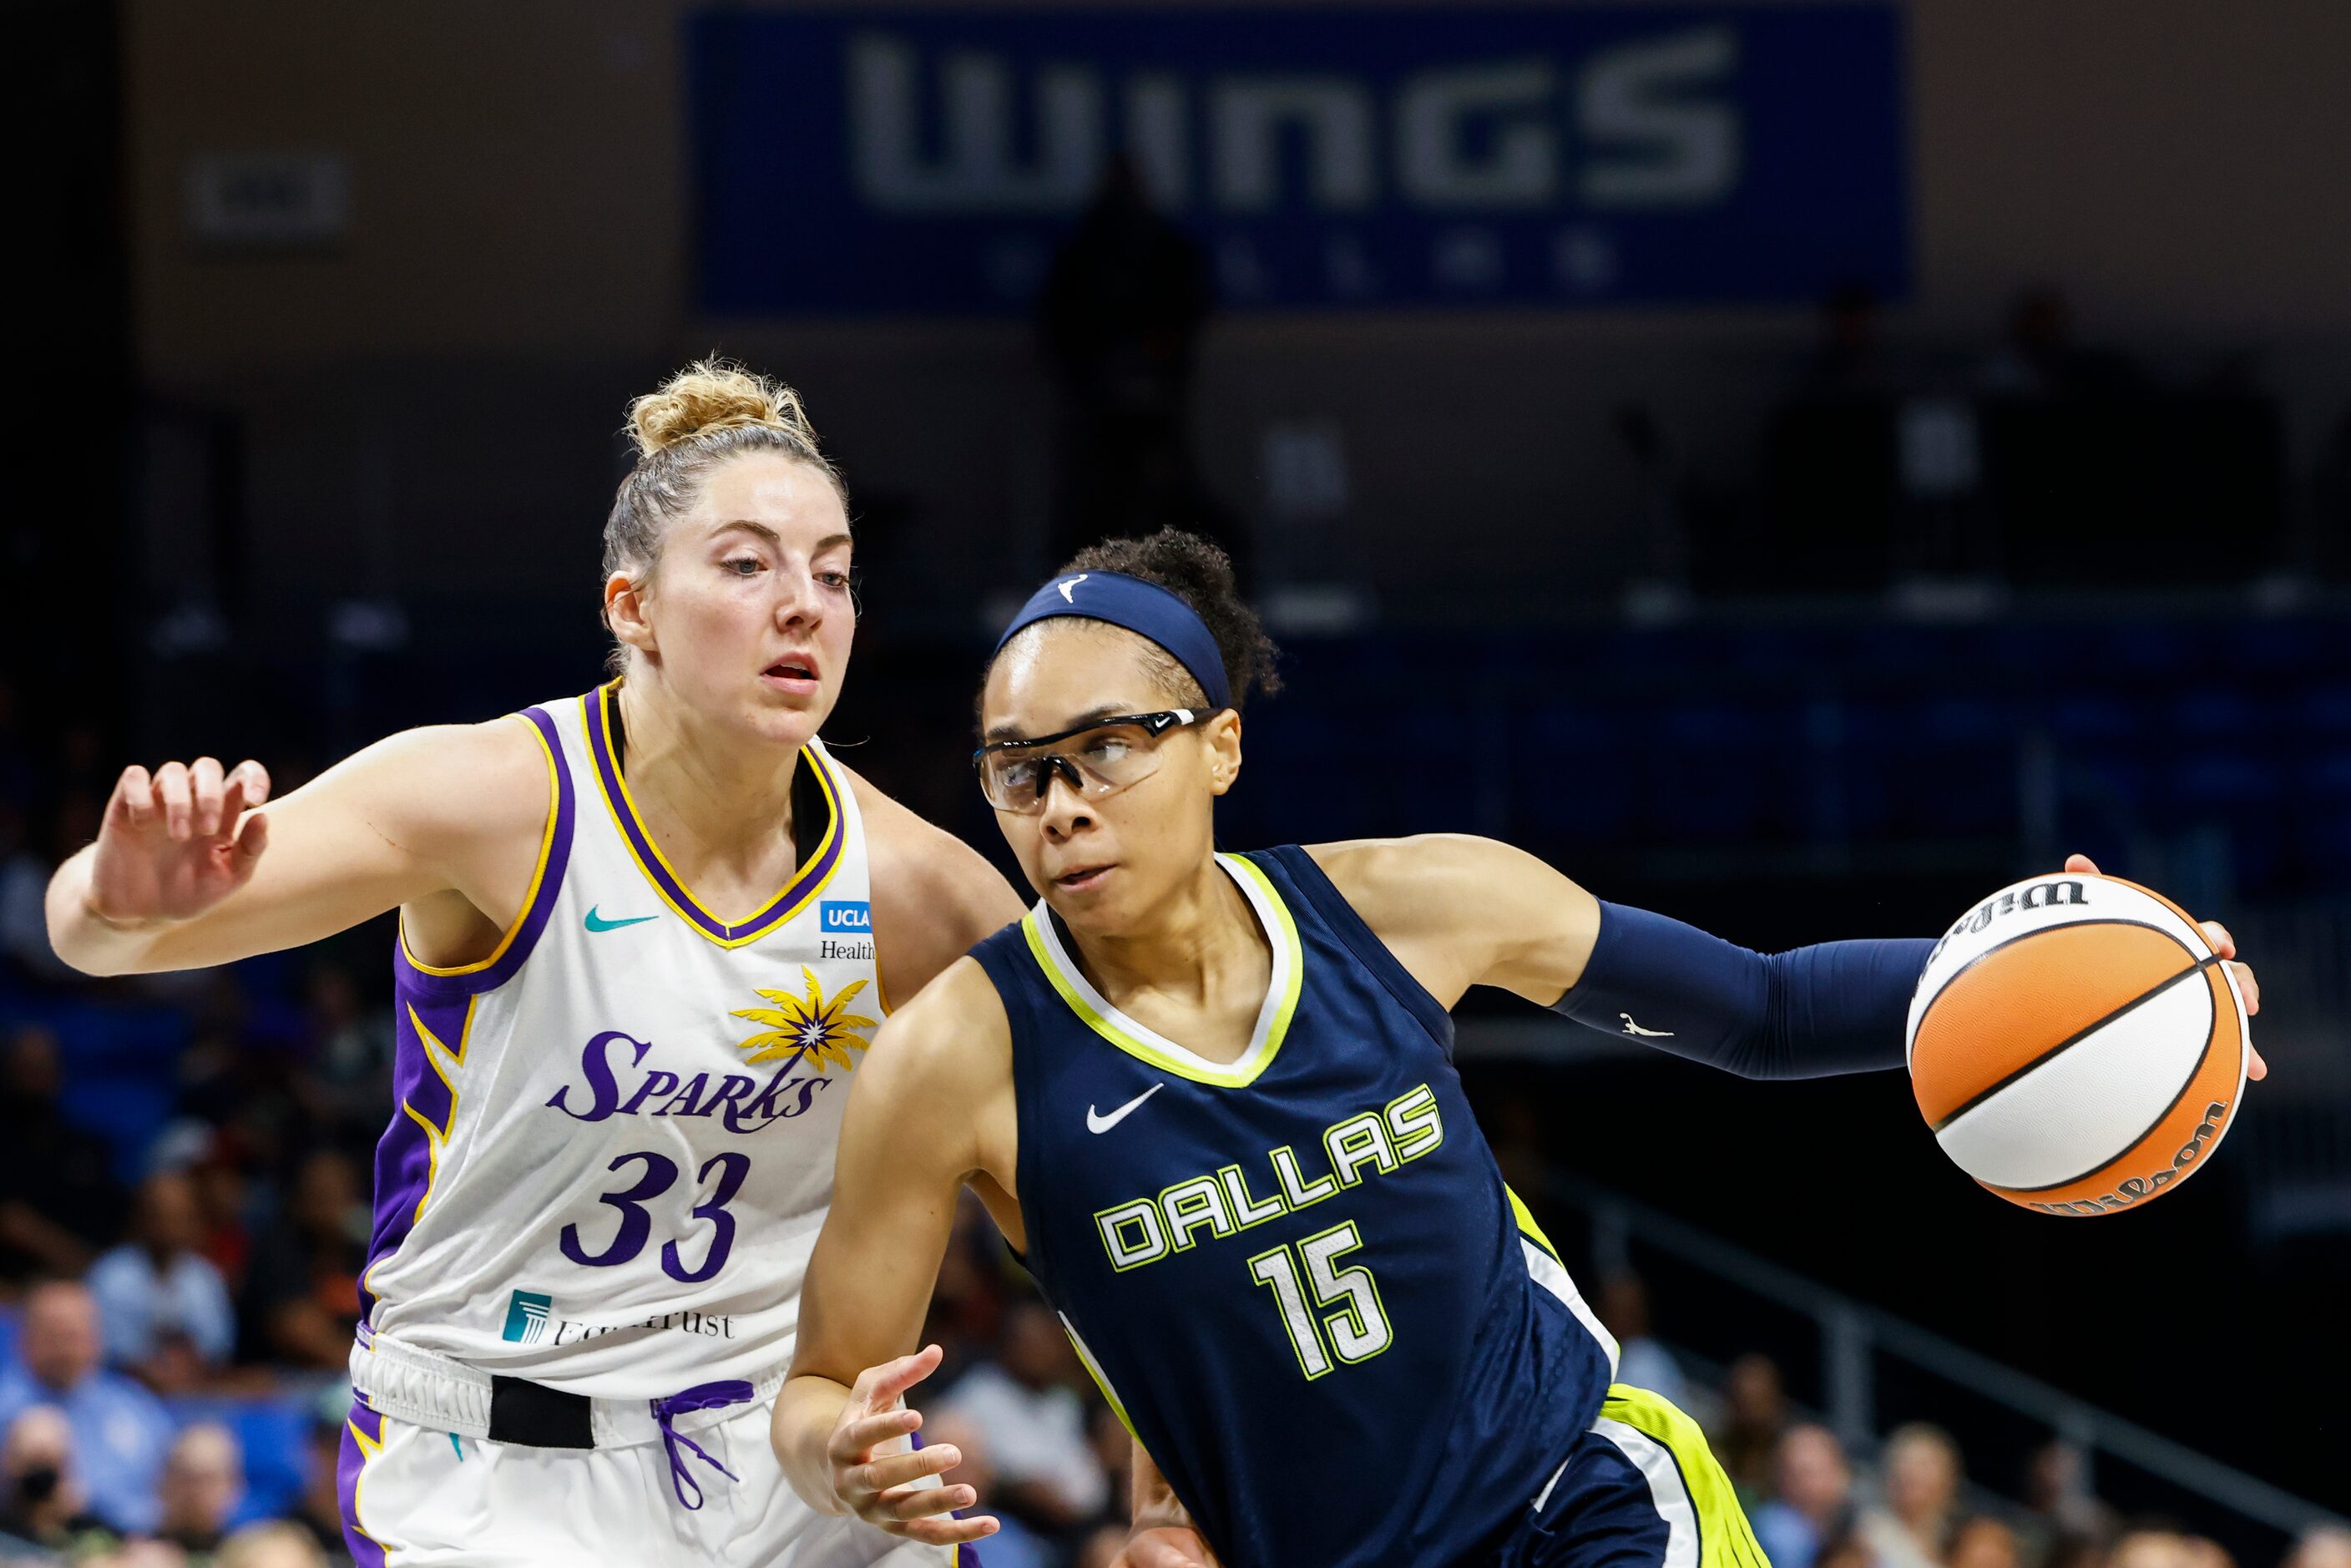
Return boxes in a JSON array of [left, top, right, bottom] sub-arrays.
[[1905, 872, 2250, 1216]]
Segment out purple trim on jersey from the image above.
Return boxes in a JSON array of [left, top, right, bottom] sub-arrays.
[[338, 1400, 389, 1568], [396, 705, 575, 1002], [584, 684, 844, 943], [361, 705, 573, 1323], [359, 983, 473, 1324]]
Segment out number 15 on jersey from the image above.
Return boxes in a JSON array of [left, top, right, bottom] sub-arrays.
[[1247, 1220, 1393, 1379]]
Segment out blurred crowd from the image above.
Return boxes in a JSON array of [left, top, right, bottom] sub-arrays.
[[0, 684, 373, 1566]]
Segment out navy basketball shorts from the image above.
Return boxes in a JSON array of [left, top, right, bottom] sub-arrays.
[[1493, 1385, 1770, 1568]]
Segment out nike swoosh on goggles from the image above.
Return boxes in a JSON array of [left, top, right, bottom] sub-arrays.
[[973, 709, 1223, 814]]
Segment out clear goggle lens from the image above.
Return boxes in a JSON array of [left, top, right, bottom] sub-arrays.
[[974, 710, 1216, 814]]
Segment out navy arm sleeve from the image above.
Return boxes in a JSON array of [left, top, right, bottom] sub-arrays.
[[1549, 902, 1935, 1079]]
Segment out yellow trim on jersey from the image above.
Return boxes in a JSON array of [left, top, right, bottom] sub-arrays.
[[1600, 1383, 1770, 1568], [399, 712, 560, 978], [1022, 854, 1302, 1089], [585, 682, 847, 950], [1060, 1316, 1140, 1443], [1507, 1185, 1562, 1261], [407, 1001, 468, 1136]]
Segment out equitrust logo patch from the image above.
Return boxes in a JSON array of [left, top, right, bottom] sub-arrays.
[[502, 1290, 553, 1345]]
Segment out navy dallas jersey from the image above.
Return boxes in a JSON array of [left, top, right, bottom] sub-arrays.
[[969, 847, 1621, 1568]]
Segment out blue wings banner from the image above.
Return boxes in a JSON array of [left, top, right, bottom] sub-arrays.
[[690, 6, 1908, 314]]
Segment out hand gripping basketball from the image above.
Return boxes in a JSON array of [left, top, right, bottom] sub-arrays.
[[88, 759, 272, 928], [827, 1344, 999, 1547], [1909, 854, 2268, 1215], [2066, 854, 2264, 1080]]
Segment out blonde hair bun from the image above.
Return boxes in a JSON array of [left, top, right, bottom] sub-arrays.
[[625, 359, 817, 458]]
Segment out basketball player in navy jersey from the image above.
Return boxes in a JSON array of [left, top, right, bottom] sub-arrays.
[[773, 531, 2261, 1568]]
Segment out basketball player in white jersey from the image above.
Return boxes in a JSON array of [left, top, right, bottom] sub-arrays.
[[45, 363, 1022, 1565]]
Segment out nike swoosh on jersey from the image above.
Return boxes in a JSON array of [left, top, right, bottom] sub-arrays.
[[1086, 1081, 1165, 1134], [584, 907, 660, 933]]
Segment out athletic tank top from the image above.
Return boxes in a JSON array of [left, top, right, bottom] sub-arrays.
[[357, 682, 881, 1398], [969, 847, 1620, 1568]]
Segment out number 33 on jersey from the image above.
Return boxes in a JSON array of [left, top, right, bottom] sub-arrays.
[[356, 685, 882, 1399]]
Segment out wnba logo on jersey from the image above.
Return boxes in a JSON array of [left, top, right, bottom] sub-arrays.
[[502, 1289, 553, 1345]]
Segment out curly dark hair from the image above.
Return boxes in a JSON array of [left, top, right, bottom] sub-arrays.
[[1015, 529, 1282, 713]]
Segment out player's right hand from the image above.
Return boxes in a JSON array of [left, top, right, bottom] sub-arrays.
[[88, 759, 272, 927], [825, 1343, 998, 1547]]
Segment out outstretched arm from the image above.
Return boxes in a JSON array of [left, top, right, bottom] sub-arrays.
[[1309, 838, 2263, 1080], [46, 720, 548, 976], [774, 959, 1015, 1550]]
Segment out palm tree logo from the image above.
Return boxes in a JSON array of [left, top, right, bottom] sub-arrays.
[[731, 969, 879, 1075]]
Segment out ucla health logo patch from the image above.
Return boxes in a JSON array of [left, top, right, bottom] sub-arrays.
[[503, 1289, 552, 1345], [819, 901, 871, 933]]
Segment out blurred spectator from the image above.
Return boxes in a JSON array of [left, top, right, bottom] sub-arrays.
[[1803, 283, 1893, 401], [924, 1193, 1008, 1391], [942, 1300, 1110, 1531], [1087, 1402, 1130, 1524], [1817, 1532, 1878, 1568], [0, 1024, 124, 1279], [1857, 1423, 1962, 1568], [2185, 1538, 2237, 1568], [155, 1423, 242, 1558], [2108, 1528, 2198, 1568], [0, 1282, 172, 1533], [1595, 1272, 1689, 1411], [299, 967, 391, 1141], [0, 792, 101, 983], [2016, 1439, 2116, 1565], [1036, 155, 1236, 574], [189, 1153, 255, 1297], [242, 1151, 365, 1370], [1978, 289, 2143, 400], [0, 1405, 114, 1558], [1752, 1424, 1854, 1568], [217, 1520, 329, 1568], [88, 1172, 237, 1384], [1074, 1522, 1131, 1568], [92, 1542, 190, 1568], [1711, 1353, 1788, 1500], [280, 1405, 349, 1565], [0, 802, 46, 980], [1949, 1516, 2025, 1568], [927, 1410, 1051, 1568], [2283, 1529, 2351, 1568]]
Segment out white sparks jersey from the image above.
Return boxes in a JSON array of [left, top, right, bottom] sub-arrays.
[[357, 684, 882, 1397]]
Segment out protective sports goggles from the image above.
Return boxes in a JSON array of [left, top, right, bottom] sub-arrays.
[[973, 709, 1223, 814]]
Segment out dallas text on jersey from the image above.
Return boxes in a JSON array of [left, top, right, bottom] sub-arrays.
[[1092, 1085, 1445, 1272]]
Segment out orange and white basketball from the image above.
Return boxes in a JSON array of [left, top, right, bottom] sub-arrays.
[[1905, 871, 2250, 1216]]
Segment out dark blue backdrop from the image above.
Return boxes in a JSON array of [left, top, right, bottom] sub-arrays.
[[691, 5, 1909, 315]]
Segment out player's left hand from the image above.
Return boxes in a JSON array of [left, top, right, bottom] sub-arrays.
[[2063, 854, 2266, 1081], [823, 1344, 999, 1546], [1112, 1525, 1222, 1568]]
